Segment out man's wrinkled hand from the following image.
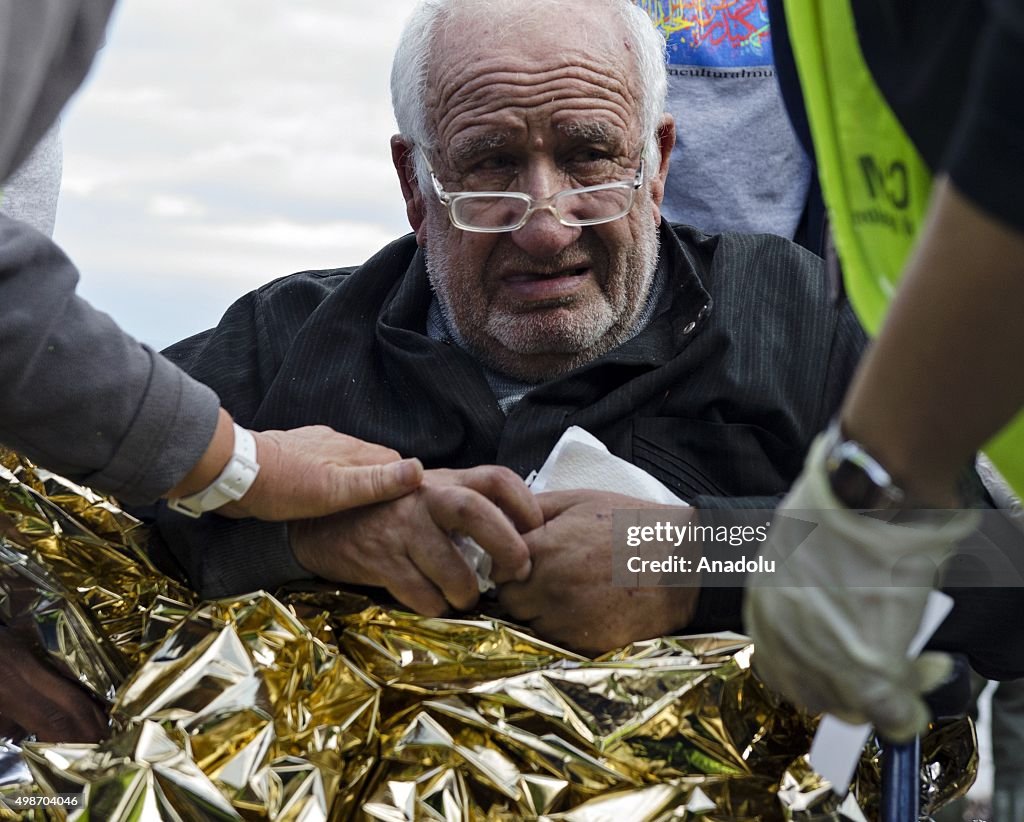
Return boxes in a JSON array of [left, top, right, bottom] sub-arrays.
[[289, 465, 540, 616], [499, 490, 698, 656], [0, 625, 108, 743], [222, 426, 423, 520], [744, 432, 979, 741]]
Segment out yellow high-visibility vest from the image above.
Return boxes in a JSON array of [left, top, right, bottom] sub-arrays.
[[785, 0, 1024, 497]]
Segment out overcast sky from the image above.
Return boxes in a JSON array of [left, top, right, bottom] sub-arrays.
[[57, 0, 419, 350]]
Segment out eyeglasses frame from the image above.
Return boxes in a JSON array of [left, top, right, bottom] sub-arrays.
[[417, 147, 646, 234]]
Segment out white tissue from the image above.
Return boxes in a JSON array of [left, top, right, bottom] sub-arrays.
[[528, 426, 687, 505], [455, 426, 687, 592], [453, 533, 495, 593]]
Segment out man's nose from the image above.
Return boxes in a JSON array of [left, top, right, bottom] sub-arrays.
[[509, 204, 582, 258], [509, 164, 581, 257], [507, 188, 581, 258]]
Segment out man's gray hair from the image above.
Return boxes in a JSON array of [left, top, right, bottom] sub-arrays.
[[390, 0, 668, 187]]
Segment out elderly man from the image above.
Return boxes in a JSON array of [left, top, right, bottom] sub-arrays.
[[156, 0, 863, 654]]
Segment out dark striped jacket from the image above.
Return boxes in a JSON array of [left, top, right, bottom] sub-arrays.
[[156, 222, 865, 629]]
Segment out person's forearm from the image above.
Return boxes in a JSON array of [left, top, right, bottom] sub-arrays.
[[841, 178, 1024, 505], [0, 219, 421, 513], [0, 218, 221, 502]]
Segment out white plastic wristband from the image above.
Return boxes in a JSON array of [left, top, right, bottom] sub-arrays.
[[167, 424, 260, 518]]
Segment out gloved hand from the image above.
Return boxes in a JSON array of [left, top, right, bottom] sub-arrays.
[[744, 432, 979, 741]]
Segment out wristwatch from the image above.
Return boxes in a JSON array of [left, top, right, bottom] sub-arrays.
[[167, 424, 260, 518], [822, 421, 906, 509]]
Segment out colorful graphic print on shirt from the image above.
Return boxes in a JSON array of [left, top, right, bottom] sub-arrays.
[[636, 0, 773, 67]]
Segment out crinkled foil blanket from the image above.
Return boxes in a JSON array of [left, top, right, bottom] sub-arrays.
[[0, 450, 975, 820]]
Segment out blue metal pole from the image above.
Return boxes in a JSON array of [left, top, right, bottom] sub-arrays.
[[881, 738, 921, 822]]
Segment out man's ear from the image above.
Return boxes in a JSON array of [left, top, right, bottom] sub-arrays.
[[648, 114, 676, 222], [391, 135, 428, 243]]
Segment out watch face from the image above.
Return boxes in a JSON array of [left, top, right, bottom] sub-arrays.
[[825, 432, 904, 510], [828, 456, 877, 509]]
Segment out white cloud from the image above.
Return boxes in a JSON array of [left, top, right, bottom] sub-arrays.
[[186, 219, 399, 252], [148, 195, 207, 218]]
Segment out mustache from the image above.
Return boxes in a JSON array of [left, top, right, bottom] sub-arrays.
[[491, 239, 608, 277]]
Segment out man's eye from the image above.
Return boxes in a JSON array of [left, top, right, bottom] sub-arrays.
[[473, 156, 516, 172], [568, 149, 612, 165]]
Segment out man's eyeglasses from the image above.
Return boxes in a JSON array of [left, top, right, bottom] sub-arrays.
[[419, 148, 646, 233]]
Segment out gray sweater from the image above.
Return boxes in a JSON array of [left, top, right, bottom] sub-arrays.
[[0, 124, 62, 236]]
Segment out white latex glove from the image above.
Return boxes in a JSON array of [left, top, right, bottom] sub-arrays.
[[744, 432, 979, 741]]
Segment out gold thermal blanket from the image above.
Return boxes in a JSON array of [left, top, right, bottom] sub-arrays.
[[0, 451, 976, 820]]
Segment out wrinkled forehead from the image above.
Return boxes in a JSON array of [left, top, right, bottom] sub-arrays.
[[424, 3, 643, 154]]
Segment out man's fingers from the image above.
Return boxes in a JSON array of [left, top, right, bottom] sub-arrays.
[[385, 567, 449, 618], [453, 466, 543, 533], [408, 537, 480, 612], [426, 485, 531, 583], [497, 580, 542, 623], [535, 490, 589, 520]]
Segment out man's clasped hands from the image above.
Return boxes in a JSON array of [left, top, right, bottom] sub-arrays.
[[290, 464, 699, 656]]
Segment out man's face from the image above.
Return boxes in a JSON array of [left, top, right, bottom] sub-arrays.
[[398, 6, 673, 382]]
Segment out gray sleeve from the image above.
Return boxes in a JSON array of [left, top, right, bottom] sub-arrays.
[[0, 0, 116, 181], [0, 217, 220, 503]]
